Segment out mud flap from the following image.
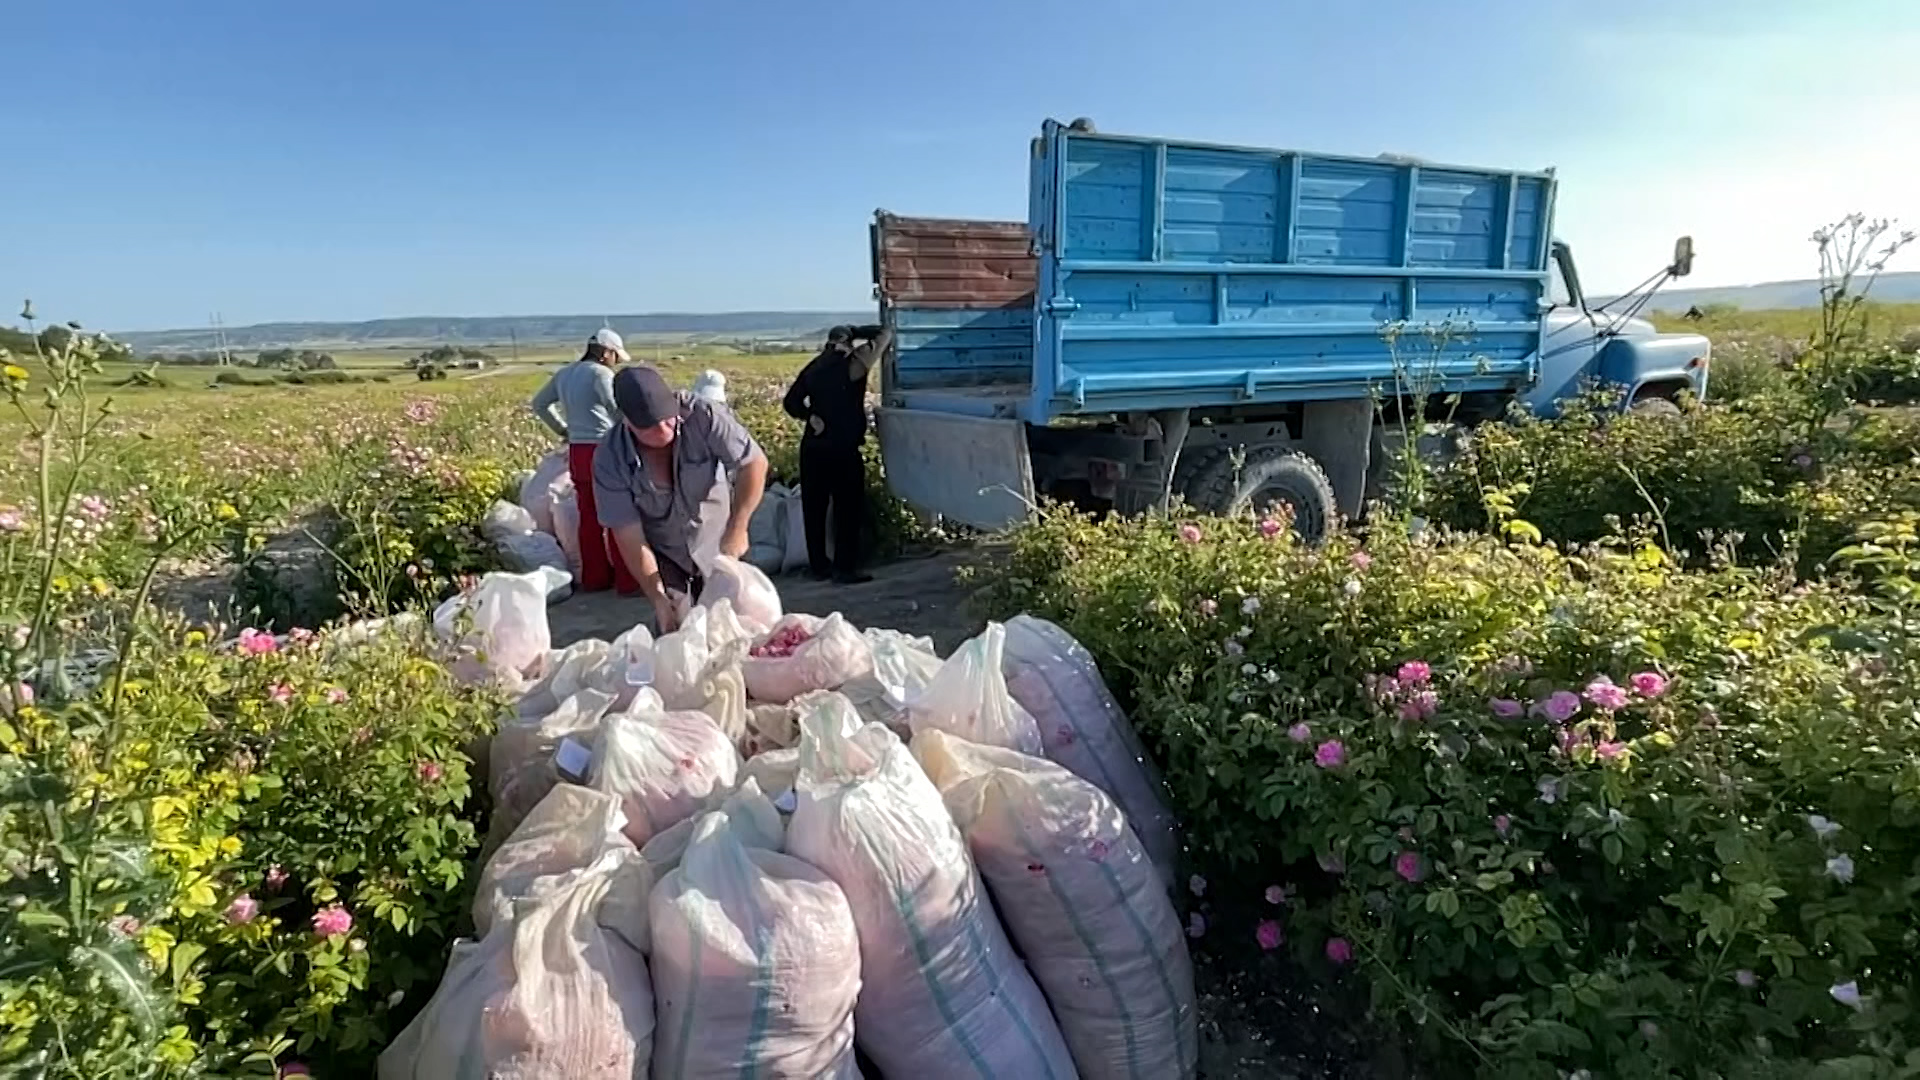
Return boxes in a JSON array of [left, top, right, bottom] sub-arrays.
[[875, 407, 1035, 531]]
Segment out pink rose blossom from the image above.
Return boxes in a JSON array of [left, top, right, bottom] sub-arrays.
[[1314, 740, 1346, 768], [1257, 516, 1284, 539], [288, 628, 315, 646], [1178, 523, 1203, 544], [1197, 598, 1218, 617], [1396, 661, 1431, 686], [1394, 850, 1424, 883], [311, 905, 353, 938], [267, 682, 293, 706], [1489, 698, 1524, 718], [325, 687, 349, 705], [1255, 919, 1283, 950], [225, 895, 259, 925], [1186, 912, 1207, 938], [0, 508, 23, 533], [1493, 814, 1512, 837], [417, 761, 443, 783], [3, 681, 33, 713], [1287, 722, 1312, 743], [265, 865, 288, 891], [1349, 551, 1372, 571], [1398, 690, 1438, 722], [236, 628, 278, 656], [1535, 690, 1582, 723], [1594, 740, 1627, 761], [1325, 937, 1354, 965], [108, 914, 142, 939], [1264, 885, 1285, 905], [1584, 677, 1629, 711], [1630, 671, 1668, 698]]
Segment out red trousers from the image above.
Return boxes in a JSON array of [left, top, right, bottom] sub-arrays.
[[568, 442, 639, 593]]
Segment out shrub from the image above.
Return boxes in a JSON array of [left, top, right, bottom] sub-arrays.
[[980, 509, 1920, 1076]]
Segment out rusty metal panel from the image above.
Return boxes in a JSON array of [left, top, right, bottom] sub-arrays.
[[873, 213, 1036, 309]]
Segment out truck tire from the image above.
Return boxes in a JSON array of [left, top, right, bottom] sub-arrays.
[[1186, 446, 1340, 544], [1169, 443, 1225, 510], [1628, 395, 1682, 419]]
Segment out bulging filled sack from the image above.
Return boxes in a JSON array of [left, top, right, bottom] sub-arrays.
[[653, 602, 756, 713], [518, 451, 571, 535], [473, 783, 634, 937], [624, 779, 785, 955], [651, 811, 862, 1079], [482, 499, 538, 542], [553, 487, 583, 574], [1001, 614, 1181, 888], [496, 531, 571, 577], [905, 622, 1044, 755], [741, 748, 800, 814], [485, 688, 615, 857], [378, 851, 655, 1080], [590, 696, 743, 848], [699, 555, 782, 633], [432, 568, 569, 682], [786, 693, 1077, 1079], [914, 730, 1198, 1080], [743, 613, 873, 705]]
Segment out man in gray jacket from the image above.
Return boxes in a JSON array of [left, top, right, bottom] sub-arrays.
[[529, 328, 639, 593]]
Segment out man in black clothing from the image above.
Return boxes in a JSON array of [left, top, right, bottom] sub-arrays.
[[782, 323, 891, 584]]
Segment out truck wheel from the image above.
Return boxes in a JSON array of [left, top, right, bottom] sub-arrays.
[[1169, 444, 1225, 509], [1187, 446, 1340, 544], [1629, 396, 1682, 419]]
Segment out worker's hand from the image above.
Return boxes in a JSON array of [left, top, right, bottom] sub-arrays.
[[719, 525, 750, 560], [651, 595, 681, 635], [809, 415, 826, 436]]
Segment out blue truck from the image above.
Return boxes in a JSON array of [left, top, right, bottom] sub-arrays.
[[869, 119, 1712, 538]]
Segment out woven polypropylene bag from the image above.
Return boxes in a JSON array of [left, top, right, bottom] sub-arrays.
[[378, 851, 655, 1080], [742, 614, 873, 705], [840, 628, 942, 732], [650, 811, 861, 1079], [915, 729, 1197, 1080], [786, 693, 1077, 1079], [473, 784, 634, 938], [699, 555, 782, 634], [485, 688, 615, 858], [589, 700, 742, 848], [518, 451, 570, 535], [1001, 614, 1181, 888]]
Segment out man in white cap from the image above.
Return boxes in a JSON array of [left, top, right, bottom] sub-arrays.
[[529, 328, 640, 593]]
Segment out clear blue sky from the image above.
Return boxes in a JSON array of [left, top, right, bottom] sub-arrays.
[[6, 0, 1916, 331]]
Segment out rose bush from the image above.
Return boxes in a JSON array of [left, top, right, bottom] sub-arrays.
[[981, 508, 1920, 1076]]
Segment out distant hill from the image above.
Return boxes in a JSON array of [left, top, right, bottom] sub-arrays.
[[114, 311, 874, 353], [1628, 271, 1920, 313]]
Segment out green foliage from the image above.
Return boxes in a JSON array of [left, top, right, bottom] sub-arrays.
[[980, 509, 1920, 1076]]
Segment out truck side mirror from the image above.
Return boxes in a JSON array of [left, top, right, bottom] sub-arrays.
[[1671, 236, 1695, 278]]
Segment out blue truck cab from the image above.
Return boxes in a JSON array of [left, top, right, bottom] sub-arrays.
[[871, 119, 1710, 536]]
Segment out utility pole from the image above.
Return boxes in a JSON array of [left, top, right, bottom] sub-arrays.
[[509, 326, 520, 364]]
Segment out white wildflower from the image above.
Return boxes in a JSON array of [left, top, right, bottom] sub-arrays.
[[1830, 981, 1863, 1009], [1825, 854, 1855, 884], [1241, 596, 1261, 615], [1806, 814, 1841, 840]]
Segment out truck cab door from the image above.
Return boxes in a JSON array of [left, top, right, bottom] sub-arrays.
[[1517, 243, 1605, 418]]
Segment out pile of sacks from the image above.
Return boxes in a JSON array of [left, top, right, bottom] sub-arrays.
[[494, 450, 819, 584], [387, 563, 1196, 1079]]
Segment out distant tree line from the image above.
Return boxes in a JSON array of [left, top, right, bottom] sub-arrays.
[[408, 345, 494, 370]]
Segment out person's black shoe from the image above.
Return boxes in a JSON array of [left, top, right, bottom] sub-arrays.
[[832, 570, 874, 585], [807, 567, 833, 582]]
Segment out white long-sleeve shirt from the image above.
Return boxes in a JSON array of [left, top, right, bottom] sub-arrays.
[[530, 360, 619, 444]]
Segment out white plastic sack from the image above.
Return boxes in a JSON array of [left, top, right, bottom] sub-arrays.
[[518, 451, 571, 535], [473, 783, 633, 937], [841, 628, 943, 731], [553, 486, 583, 574], [746, 484, 791, 574], [742, 613, 873, 705], [652, 603, 756, 713], [482, 499, 538, 542], [625, 779, 786, 955], [518, 640, 617, 720], [486, 688, 616, 855], [651, 811, 862, 1079], [496, 531, 572, 579], [378, 851, 655, 1080], [1002, 614, 1181, 888], [700, 555, 782, 633], [781, 495, 822, 572], [905, 622, 1044, 755], [915, 730, 1198, 1080], [744, 702, 800, 756], [589, 698, 743, 848], [786, 693, 1077, 1078], [432, 568, 569, 681]]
